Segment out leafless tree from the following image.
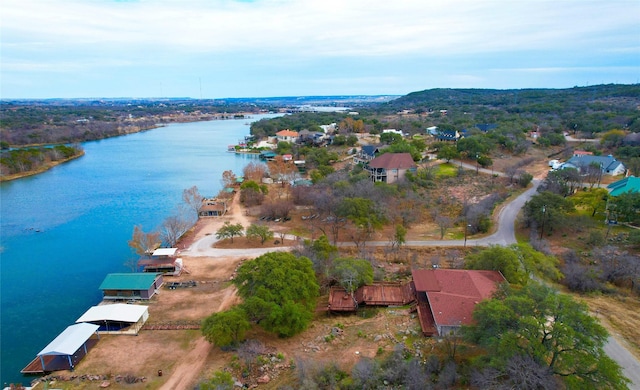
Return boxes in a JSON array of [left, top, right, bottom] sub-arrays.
[[128, 225, 161, 256], [160, 213, 192, 247], [237, 339, 267, 371], [243, 161, 267, 182], [182, 186, 204, 217]]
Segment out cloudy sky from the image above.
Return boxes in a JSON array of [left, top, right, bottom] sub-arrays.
[[1, 0, 639, 99]]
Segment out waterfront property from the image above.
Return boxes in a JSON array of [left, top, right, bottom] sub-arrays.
[[99, 273, 163, 300], [199, 198, 229, 217], [21, 323, 100, 374], [76, 303, 149, 335], [137, 247, 183, 275]]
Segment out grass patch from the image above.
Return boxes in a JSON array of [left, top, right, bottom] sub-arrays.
[[434, 163, 459, 178]]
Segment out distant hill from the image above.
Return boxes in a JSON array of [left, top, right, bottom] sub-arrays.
[[385, 84, 640, 109]]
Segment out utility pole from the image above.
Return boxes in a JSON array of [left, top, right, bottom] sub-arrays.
[[539, 205, 547, 239]]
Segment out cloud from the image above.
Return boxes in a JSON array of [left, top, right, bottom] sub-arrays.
[[1, 0, 638, 97]]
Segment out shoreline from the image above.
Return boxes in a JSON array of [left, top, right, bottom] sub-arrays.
[[0, 151, 86, 182]]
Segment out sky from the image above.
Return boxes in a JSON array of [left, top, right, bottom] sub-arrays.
[[1, 0, 639, 99]]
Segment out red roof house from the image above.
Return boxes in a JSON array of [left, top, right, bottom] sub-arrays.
[[367, 152, 417, 183], [411, 269, 506, 336], [275, 129, 299, 143]]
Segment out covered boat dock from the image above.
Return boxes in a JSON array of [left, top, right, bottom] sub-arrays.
[[76, 303, 149, 335], [21, 323, 100, 374]]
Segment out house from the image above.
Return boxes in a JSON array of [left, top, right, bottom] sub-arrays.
[[137, 247, 183, 275], [76, 303, 149, 335], [275, 129, 299, 143], [435, 129, 461, 142], [573, 150, 594, 157], [607, 176, 640, 196], [199, 198, 228, 217], [21, 323, 100, 374], [298, 129, 327, 145], [561, 155, 626, 176], [367, 153, 417, 183], [411, 269, 506, 336], [354, 145, 383, 164], [99, 273, 163, 300]]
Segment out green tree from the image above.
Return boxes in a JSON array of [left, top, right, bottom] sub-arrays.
[[477, 154, 493, 169], [609, 192, 640, 224], [202, 307, 251, 347], [571, 188, 609, 217], [463, 283, 630, 390], [199, 371, 234, 390], [331, 257, 374, 293], [437, 144, 460, 162], [380, 132, 403, 144], [215, 221, 244, 243], [523, 191, 575, 236], [245, 223, 274, 245], [233, 252, 319, 337], [464, 245, 529, 285], [391, 224, 407, 249]]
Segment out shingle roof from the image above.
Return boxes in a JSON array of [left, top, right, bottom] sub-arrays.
[[99, 273, 160, 290], [361, 145, 379, 157], [565, 155, 623, 171], [412, 269, 505, 327], [368, 153, 416, 169], [607, 176, 640, 196], [275, 130, 298, 137]]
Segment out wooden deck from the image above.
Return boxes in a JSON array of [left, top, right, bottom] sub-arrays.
[[415, 292, 437, 336], [328, 282, 415, 312], [21, 338, 99, 374]]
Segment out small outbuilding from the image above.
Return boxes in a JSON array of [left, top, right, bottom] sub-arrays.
[[76, 303, 149, 335], [21, 323, 100, 374], [99, 273, 163, 300]]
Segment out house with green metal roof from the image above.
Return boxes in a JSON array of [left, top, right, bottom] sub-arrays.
[[99, 273, 163, 300], [607, 176, 640, 197]]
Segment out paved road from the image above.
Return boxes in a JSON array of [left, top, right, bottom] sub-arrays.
[[181, 166, 640, 388], [604, 337, 640, 389]]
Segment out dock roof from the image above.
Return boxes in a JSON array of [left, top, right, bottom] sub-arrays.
[[76, 303, 148, 324], [38, 323, 99, 356], [99, 273, 160, 290]]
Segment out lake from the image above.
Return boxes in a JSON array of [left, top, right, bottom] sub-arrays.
[[0, 114, 279, 385]]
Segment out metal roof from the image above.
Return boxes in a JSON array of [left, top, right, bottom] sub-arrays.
[[99, 273, 160, 290], [152, 248, 177, 257], [607, 176, 640, 196], [38, 323, 99, 356], [76, 303, 148, 323]]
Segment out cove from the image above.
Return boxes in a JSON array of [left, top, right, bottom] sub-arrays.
[[0, 114, 279, 385]]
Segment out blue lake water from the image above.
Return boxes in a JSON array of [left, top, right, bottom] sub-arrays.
[[0, 114, 278, 385]]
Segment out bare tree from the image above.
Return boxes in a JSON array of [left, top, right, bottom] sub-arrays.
[[161, 213, 192, 247], [128, 225, 161, 256], [182, 186, 204, 217], [243, 161, 267, 182], [221, 170, 237, 188]]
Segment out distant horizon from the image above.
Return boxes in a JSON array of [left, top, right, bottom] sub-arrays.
[[2, 1, 638, 99], [2, 82, 638, 102]]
